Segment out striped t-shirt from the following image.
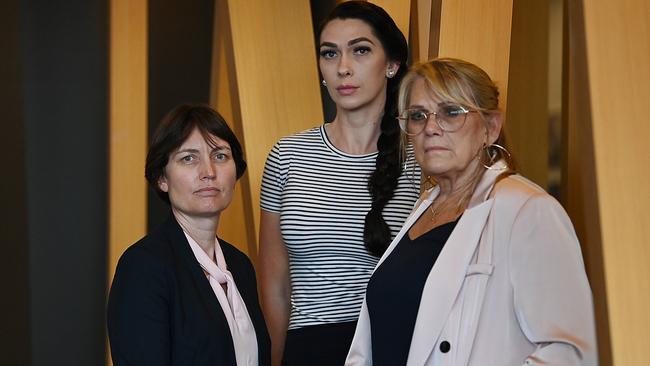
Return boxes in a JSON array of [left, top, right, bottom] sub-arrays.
[[260, 125, 421, 329]]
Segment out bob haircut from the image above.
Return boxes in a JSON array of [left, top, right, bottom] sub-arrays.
[[145, 103, 247, 204]]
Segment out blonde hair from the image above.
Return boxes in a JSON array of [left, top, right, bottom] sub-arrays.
[[398, 57, 514, 170]]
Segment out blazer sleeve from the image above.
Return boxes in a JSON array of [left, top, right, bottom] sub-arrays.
[[107, 246, 172, 366], [508, 194, 598, 365]]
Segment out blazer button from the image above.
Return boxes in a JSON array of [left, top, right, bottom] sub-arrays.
[[439, 340, 451, 353]]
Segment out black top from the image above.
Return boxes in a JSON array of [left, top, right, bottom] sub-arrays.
[[366, 218, 459, 365], [107, 214, 271, 366]]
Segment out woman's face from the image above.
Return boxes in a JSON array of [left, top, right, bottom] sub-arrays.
[[407, 77, 501, 179], [319, 18, 398, 112], [158, 128, 237, 220]]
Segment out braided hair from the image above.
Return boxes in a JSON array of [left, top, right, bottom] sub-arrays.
[[319, 1, 409, 257]]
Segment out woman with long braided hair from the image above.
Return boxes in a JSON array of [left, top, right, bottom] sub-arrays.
[[258, 2, 420, 365]]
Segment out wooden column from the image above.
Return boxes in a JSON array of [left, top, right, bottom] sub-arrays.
[[107, 2, 148, 364], [564, 0, 650, 364], [212, 0, 324, 260], [504, 0, 549, 187]]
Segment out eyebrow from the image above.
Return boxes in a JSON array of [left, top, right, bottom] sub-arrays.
[[348, 37, 374, 46], [407, 104, 427, 109], [319, 37, 375, 49], [173, 145, 231, 155]]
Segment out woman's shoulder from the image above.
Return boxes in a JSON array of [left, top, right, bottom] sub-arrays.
[[115, 219, 183, 270], [493, 174, 564, 214], [274, 125, 323, 146]]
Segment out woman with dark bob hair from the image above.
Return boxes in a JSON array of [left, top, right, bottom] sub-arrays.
[[108, 103, 270, 365], [259, 2, 420, 365]]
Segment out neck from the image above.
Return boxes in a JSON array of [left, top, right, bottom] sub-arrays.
[[432, 160, 483, 201], [172, 208, 220, 261], [326, 106, 384, 155]]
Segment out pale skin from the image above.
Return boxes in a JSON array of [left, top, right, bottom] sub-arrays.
[[258, 18, 399, 366], [158, 128, 237, 269], [406, 77, 503, 239]]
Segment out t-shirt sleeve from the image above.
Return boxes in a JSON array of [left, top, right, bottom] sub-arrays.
[[260, 141, 286, 213]]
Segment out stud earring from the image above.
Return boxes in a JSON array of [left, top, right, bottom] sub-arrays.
[[386, 70, 395, 78], [321, 79, 327, 86]]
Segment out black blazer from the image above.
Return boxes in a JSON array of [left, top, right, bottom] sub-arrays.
[[107, 214, 270, 366]]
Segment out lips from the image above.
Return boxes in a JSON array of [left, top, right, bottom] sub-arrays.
[[424, 146, 449, 153], [336, 85, 359, 96], [194, 187, 221, 196]]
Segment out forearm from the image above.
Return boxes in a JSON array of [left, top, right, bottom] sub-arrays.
[[262, 288, 291, 366]]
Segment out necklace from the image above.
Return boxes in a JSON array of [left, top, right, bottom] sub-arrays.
[[429, 195, 464, 222]]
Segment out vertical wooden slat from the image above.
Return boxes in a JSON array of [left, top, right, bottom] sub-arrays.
[[437, 0, 514, 111], [371, 0, 411, 39], [563, 1, 613, 363], [213, 0, 324, 258], [579, 0, 650, 364], [108, 0, 148, 363], [211, 0, 257, 258], [504, 0, 549, 187]]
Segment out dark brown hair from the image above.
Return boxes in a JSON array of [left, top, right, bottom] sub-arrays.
[[319, 1, 409, 257], [145, 103, 247, 204]]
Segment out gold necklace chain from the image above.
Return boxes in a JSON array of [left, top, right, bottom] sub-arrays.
[[429, 195, 464, 222]]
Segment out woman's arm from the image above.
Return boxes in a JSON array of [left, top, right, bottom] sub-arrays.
[[259, 210, 291, 366], [107, 246, 171, 366], [509, 195, 598, 365]]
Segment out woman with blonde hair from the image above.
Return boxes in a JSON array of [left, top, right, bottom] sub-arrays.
[[346, 58, 597, 365]]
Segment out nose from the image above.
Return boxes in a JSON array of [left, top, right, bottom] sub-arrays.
[[423, 112, 443, 135], [199, 159, 216, 181], [337, 53, 352, 77]]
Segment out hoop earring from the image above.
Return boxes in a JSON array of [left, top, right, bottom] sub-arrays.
[[481, 143, 511, 170], [406, 149, 419, 191], [321, 79, 327, 86]]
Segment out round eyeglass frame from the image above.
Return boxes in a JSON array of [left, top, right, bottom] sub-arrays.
[[397, 107, 480, 136]]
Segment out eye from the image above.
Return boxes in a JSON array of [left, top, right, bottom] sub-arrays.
[[319, 49, 338, 59], [179, 154, 196, 164], [212, 151, 231, 161], [353, 46, 371, 55], [440, 104, 468, 118], [408, 110, 429, 121]]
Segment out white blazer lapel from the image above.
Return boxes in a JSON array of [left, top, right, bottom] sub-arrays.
[[406, 197, 495, 366]]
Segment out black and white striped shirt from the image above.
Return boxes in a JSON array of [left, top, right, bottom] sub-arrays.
[[260, 126, 421, 329]]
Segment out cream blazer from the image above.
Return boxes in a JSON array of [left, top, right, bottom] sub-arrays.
[[346, 162, 598, 365]]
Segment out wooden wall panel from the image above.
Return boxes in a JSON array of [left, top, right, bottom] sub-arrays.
[[564, 0, 612, 363], [108, 0, 148, 295], [504, 0, 549, 187], [211, 0, 257, 257], [213, 0, 324, 259], [437, 0, 513, 111], [579, 0, 650, 364], [108, 1, 147, 364], [371, 0, 411, 39]]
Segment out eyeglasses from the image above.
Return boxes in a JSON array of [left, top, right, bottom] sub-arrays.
[[397, 104, 477, 135]]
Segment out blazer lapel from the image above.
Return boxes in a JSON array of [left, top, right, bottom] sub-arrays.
[[164, 214, 234, 334], [406, 192, 496, 365]]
